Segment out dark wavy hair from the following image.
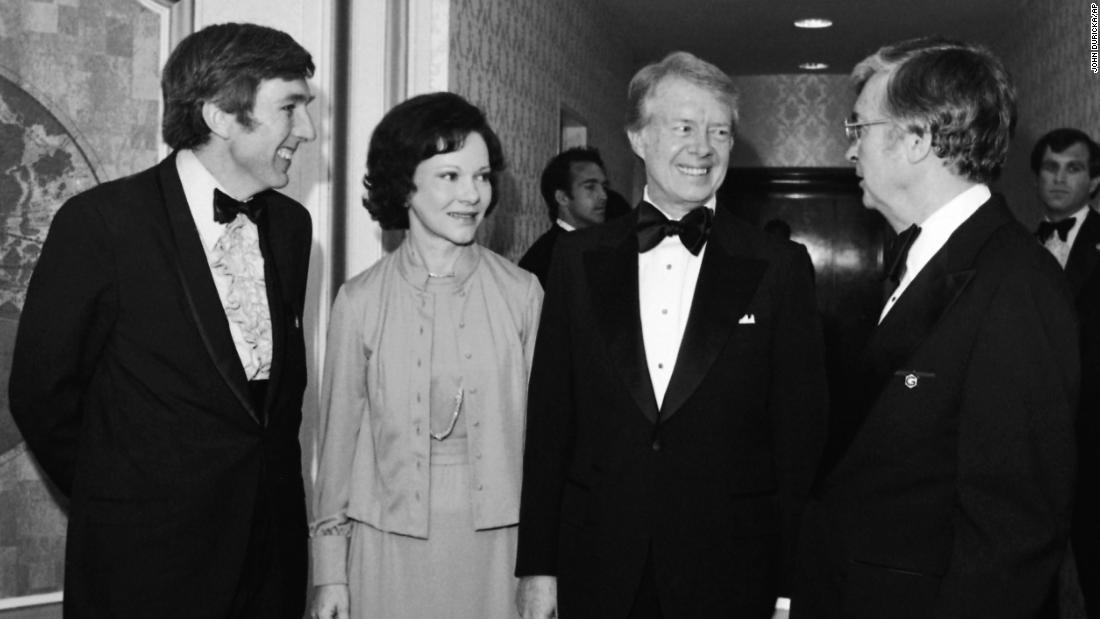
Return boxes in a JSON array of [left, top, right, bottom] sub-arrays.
[[625, 51, 739, 133], [364, 92, 505, 230], [852, 37, 1016, 184], [1030, 128, 1100, 178], [539, 147, 605, 222], [161, 23, 315, 150]]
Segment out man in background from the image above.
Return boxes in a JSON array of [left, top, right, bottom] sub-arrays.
[[10, 23, 316, 618], [1031, 127, 1100, 617], [519, 146, 609, 286], [794, 38, 1078, 618]]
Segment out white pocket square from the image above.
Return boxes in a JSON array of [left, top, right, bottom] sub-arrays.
[[738, 313, 756, 324]]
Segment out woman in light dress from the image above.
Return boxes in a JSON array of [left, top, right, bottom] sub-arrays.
[[309, 92, 542, 619]]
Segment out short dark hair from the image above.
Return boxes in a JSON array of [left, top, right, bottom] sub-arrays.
[[852, 37, 1016, 184], [1030, 128, 1100, 178], [539, 147, 606, 222], [161, 23, 315, 150], [625, 51, 739, 133], [363, 92, 505, 230]]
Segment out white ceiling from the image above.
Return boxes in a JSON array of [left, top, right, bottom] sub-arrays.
[[597, 0, 1031, 75]]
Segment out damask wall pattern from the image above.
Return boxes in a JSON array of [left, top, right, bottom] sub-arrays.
[[729, 74, 853, 168], [991, 0, 1100, 226], [449, 0, 634, 260]]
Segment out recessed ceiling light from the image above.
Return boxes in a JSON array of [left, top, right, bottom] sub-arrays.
[[799, 62, 829, 71], [794, 18, 833, 29]]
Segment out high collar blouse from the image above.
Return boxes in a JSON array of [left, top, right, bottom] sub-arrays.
[[310, 240, 543, 585]]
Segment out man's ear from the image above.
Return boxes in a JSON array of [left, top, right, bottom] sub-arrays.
[[201, 101, 233, 140], [1090, 174, 1100, 199], [904, 126, 934, 164], [554, 189, 571, 208], [627, 128, 647, 160]]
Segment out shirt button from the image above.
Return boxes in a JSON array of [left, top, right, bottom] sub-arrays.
[[416, 393, 421, 403], [419, 326, 424, 335], [417, 359, 421, 367], [658, 363, 664, 369], [417, 460, 422, 470], [473, 420, 480, 427], [469, 387, 477, 394], [666, 264, 672, 270], [415, 425, 421, 435], [465, 352, 472, 359], [459, 322, 465, 329], [477, 484, 484, 491], [661, 308, 668, 315], [415, 491, 421, 501], [476, 453, 483, 460]]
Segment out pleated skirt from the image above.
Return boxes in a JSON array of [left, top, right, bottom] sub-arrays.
[[347, 439, 518, 619]]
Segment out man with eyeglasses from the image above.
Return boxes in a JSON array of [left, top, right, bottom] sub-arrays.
[[1030, 127, 1100, 617], [792, 38, 1078, 619]]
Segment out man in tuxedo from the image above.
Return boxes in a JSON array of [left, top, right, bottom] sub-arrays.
[[793, 38, 1079, 619], [9, 23, 316, 618], [1031, 128, 1100, 616], [519, 146, 610, 286], [516, 51, 828, 619]]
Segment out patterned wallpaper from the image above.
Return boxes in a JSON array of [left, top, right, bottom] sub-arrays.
[[730, 74, 854, 168], [991, 0, 1100, 226], [449, 0, 635, 260]]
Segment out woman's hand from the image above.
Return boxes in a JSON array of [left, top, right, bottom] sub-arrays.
[[310, 584, 350, 619]]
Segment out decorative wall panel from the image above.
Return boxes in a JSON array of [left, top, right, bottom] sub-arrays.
[[729, 74, 854, 169], [0, 0, 173, 604], [450, 0, 634, 260]]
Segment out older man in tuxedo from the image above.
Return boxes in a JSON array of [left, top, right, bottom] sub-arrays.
[[1031, 128, 1100, 616], [793, 38, 1079, 619], [516, 51, 828, 619], [10, 23, 316, 618]]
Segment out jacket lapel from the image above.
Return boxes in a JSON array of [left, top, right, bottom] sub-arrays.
[[584, 214, 660, 423], [1065, 209, 1100, 298], [660, 210, 766, 423], [257, 194, 293, 422], [862, 196, 1009, 389], [157, 155, 259, 424]]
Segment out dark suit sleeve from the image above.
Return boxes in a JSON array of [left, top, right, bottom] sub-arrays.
[[770, 245, 829, 594], [516, 235, 575, 577], [9, 199, 117, 496], [934, 266, 1078, 617]]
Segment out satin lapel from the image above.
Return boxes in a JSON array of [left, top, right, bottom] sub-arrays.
[[863, 197, 1008, 382], [583, 216, 659, 423], [1065, 210, 1100, 298], [157, 156, 258, 424], [257, 197, 289, 425], [660, 211, 766, 423]]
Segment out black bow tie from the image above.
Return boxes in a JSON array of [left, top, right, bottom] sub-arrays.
[[1036, 217, 1075, 243], [636, 202, 713, 255], [884, 224, 921, 285], [213, 189, 266, 224]]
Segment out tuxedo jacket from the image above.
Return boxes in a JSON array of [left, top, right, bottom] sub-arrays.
[[1062, 209, 1100, 615], [9, 153, 312, 618], [793, 196, 1079, 619], [516, 204, 828, 618], [518, 223, 564, 288]]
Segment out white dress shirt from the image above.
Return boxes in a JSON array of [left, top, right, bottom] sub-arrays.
[[637, 187, 715, 407], [880, 184, 990, 323], [175, 149, 271, 379], [1040, 204, 1092, 269], [555, 218, 576, 232]]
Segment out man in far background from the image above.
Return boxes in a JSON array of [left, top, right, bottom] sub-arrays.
[[519, 146, 609, 285], [1031, 127, 1100, 617]]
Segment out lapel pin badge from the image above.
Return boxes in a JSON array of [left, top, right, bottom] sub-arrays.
[[738, 313, 756, 324], [904, 373, 919, 389], [295, 316, 301, 329]]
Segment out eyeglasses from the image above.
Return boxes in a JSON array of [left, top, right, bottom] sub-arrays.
[[844, 118, 890, 143]]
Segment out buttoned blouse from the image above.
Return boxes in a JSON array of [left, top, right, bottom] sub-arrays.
[[309, 240, 543, 585]]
